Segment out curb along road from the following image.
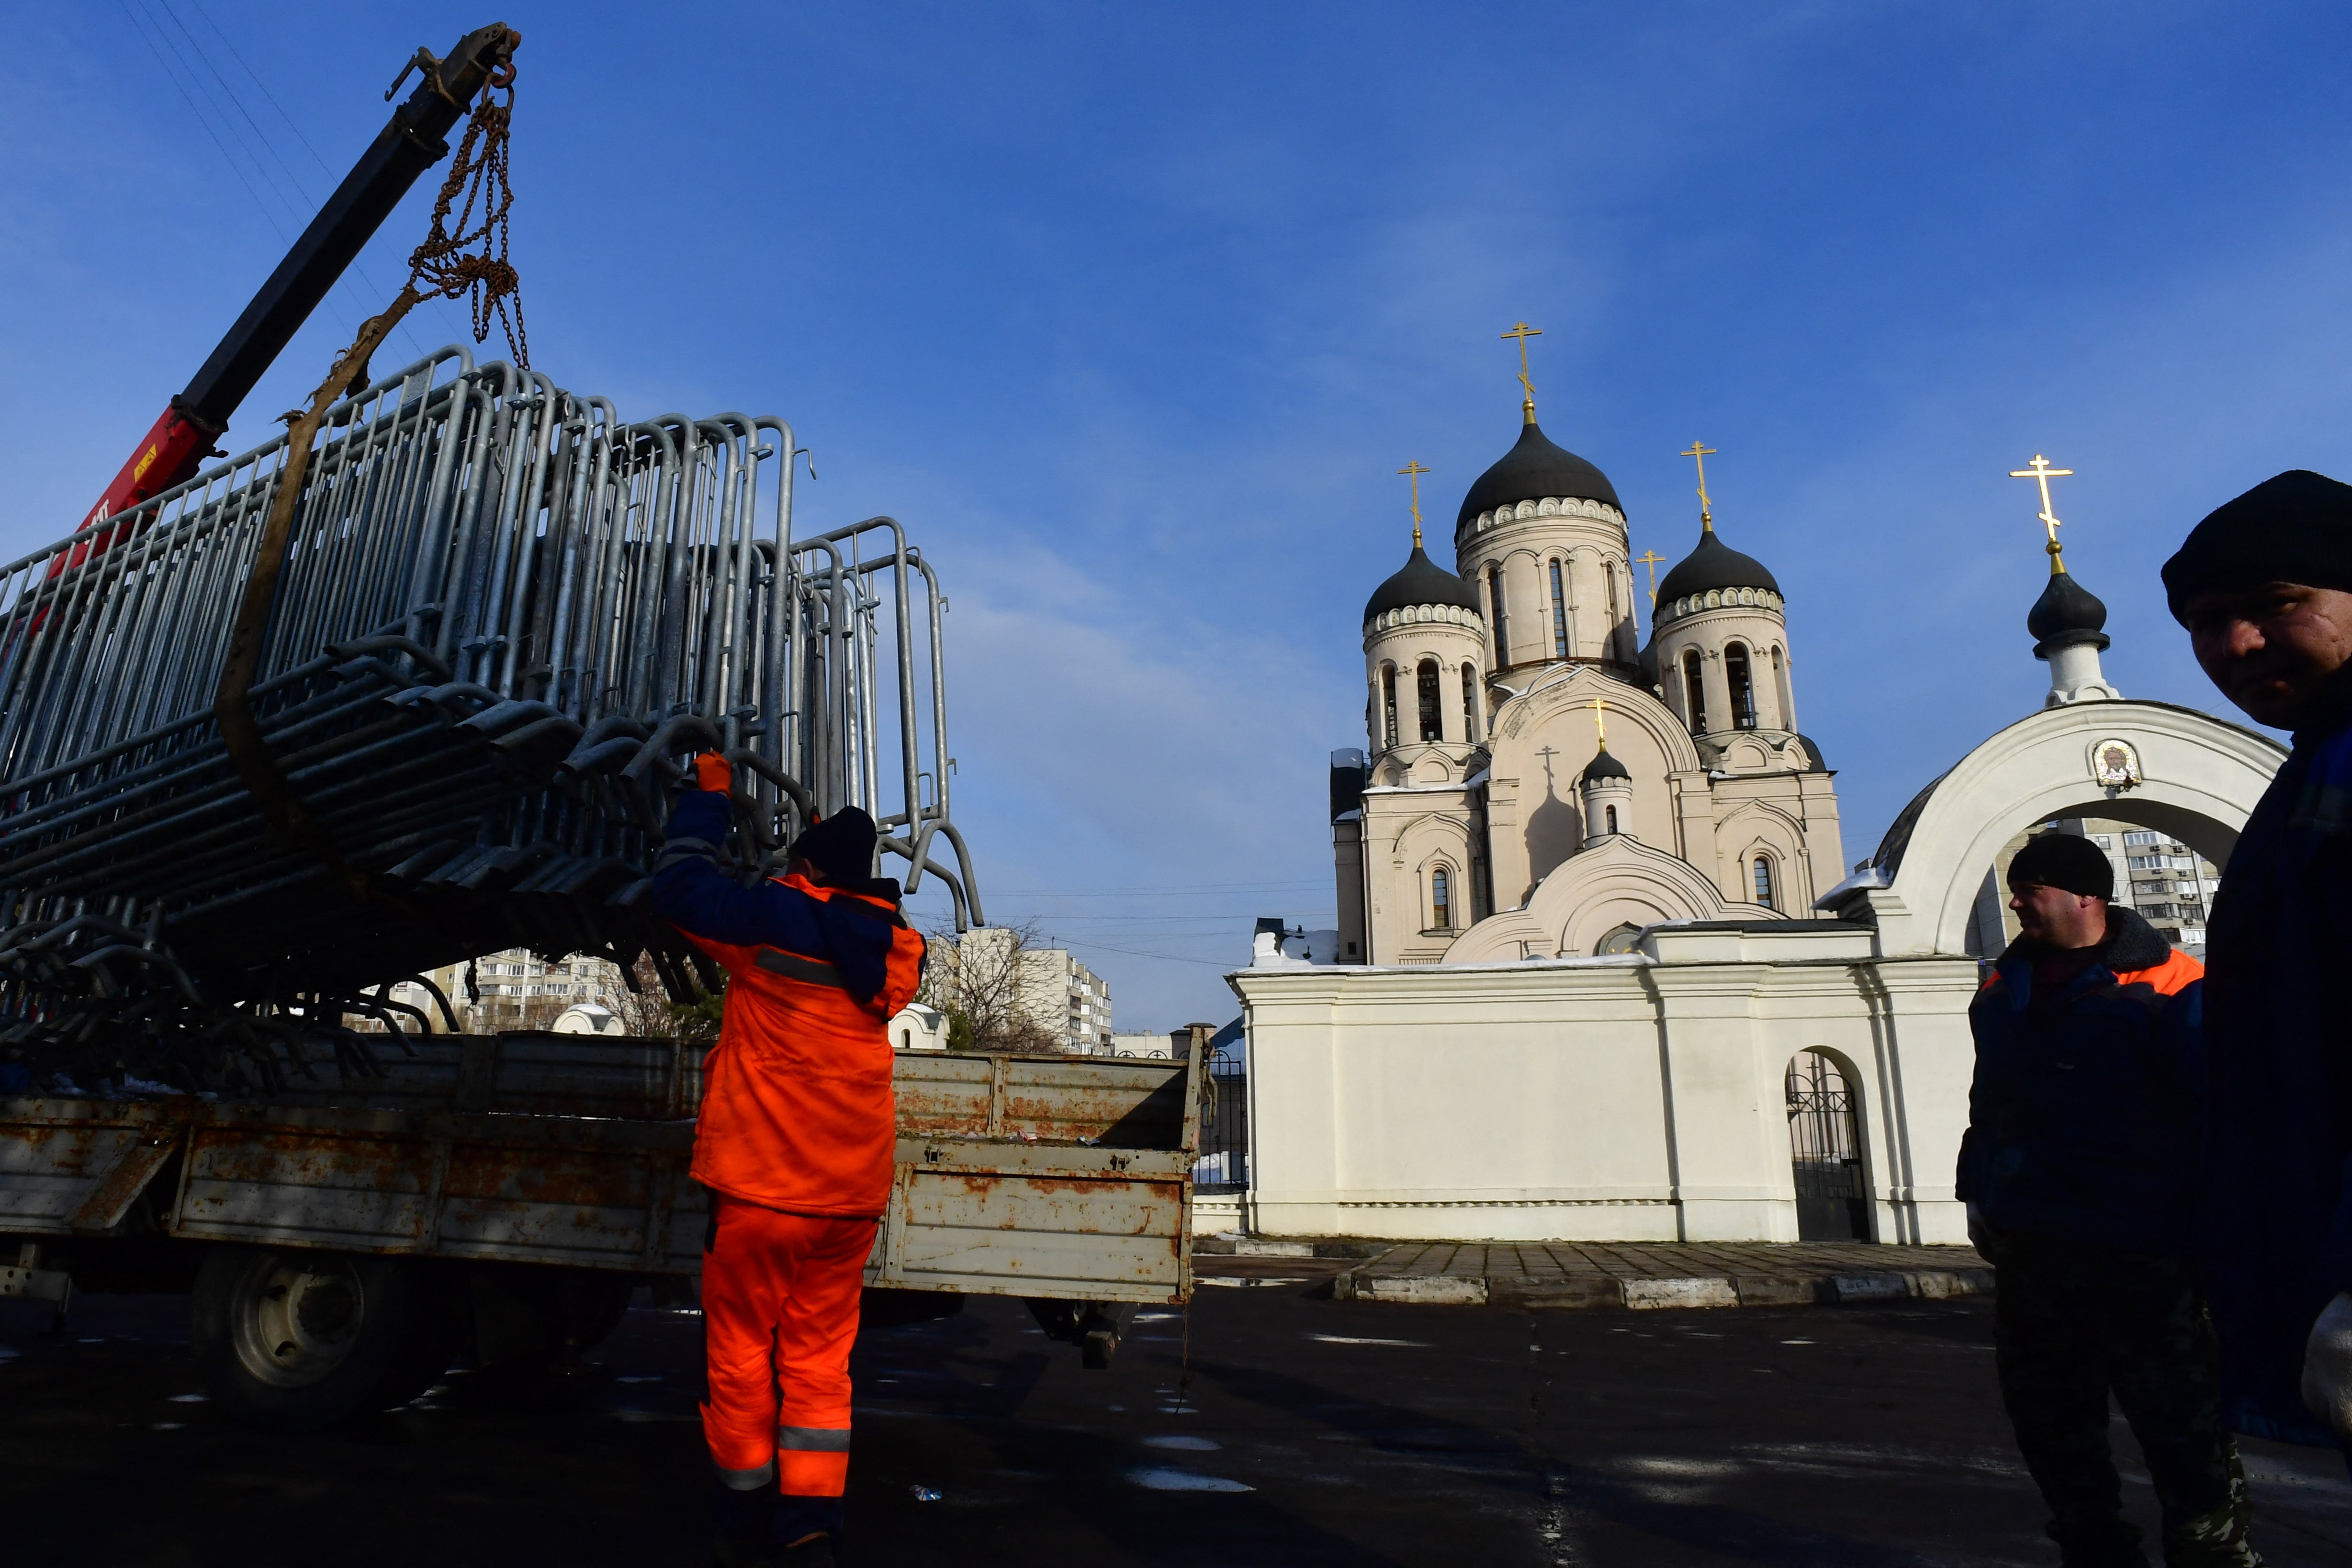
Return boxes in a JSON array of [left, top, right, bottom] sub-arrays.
[[1308, 1239, 1994, 1311]]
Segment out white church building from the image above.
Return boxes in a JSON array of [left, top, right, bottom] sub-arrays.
[[1224, 363, 2285, 1249], [1335, 397, 1845, 964]]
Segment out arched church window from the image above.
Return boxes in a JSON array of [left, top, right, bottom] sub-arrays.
[[1605, 804, 1619, 835], [1682, 649, 1707, 733], [1550, 560, 1569, 659], [1380, 665, 1399, 749], [1773, 646, 1794, 730], [1608, 566, 1621, 625], [1416, 659, 1443, 742], [1726, 643, 1756, 729], [1431, 866, 1452, 930], [1753, 855, 1776, 909], [1461, 664, 1480, 742], [1487, 566, 1508, 663]]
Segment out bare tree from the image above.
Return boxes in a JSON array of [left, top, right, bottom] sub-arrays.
[[614, 952, 724, 1046], [922, 922, 1060, 1054]]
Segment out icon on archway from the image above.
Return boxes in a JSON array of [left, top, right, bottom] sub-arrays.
[[2091, 738, 2143, 790]]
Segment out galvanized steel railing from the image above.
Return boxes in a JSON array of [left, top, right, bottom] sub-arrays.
[[0, 348, 980, 1089]]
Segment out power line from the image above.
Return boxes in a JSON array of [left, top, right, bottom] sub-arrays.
[[1055, 937, 1239, 968], [121, 2, 286, 243], [121, 2, 452, 374], [186, 0, 468, 351]]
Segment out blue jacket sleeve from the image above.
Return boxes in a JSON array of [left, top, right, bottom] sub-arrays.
[[649, 790, 828, 958], [649, 790, 912, 1006]]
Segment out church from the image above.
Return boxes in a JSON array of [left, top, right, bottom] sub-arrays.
[[1333, 342, 1846, 965], [1217, 336, 2282, 1247]]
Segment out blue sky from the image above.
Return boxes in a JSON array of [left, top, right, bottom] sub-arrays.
[[2, 3, 2346, 1028]]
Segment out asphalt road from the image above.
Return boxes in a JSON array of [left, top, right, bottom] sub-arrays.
[[4, 1263, 2349, 1567]]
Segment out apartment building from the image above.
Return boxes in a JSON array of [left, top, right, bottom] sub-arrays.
[[2076, 818, 2217, 952], [948, 928, 1114, 1054], [391, 948, 630, 1034]]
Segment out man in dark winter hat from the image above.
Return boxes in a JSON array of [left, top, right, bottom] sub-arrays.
[[2167, 470, 2352, 1474], [1960, 831, 2261, 1564]]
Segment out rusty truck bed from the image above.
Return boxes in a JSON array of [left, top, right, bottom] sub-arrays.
[[0, 1036, 1197, 1305]]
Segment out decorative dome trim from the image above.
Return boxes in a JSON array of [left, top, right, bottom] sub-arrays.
[[1461, 493, 1625, 538], [1366, 602, 1485, 639], [1654, 584, 1786, 625]]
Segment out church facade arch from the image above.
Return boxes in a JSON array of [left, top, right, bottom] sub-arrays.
[[1841, 699, 2286, 957], [1442, 833, 1771, 960]]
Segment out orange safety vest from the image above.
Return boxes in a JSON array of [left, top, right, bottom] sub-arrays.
[[683, 872, 926, 1217]]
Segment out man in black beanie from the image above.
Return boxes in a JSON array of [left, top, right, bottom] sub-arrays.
[[2166, 470, 2352, 1474], [1959, 831, 2259, 1564]]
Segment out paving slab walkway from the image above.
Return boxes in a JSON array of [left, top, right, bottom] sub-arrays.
[[1333, 1239, 1992, 1309]]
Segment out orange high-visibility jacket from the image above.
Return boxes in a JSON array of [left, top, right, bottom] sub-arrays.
[[652, 789, 926, 1217]]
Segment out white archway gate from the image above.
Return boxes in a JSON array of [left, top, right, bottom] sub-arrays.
[[1835, 700, 2285, 956]]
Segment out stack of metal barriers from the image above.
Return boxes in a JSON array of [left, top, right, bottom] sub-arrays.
[[0, 347, 980, 1087]]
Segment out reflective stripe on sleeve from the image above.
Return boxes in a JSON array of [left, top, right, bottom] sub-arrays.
[[653, 835, 722, 872], [714, 1459, 776, 1490], [756, 948, 848, 989], [776, 1424, 853, 1452]]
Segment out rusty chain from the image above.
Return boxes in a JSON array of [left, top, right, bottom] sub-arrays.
[[406, 57, 527, 368]]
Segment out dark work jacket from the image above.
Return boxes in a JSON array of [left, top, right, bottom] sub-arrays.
[[1957, 906, 2205, 1255], [650, 790, 925, 1218], [2202, 708, 2352, 1450]]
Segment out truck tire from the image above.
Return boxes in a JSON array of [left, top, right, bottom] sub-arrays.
[[191, 1246, 460, 1431]]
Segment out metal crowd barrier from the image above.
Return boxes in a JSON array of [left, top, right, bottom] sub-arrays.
[[0, 347, 981, 1089]]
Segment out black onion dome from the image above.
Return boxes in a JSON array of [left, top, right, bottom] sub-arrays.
[[1454, 418, 1621, 533], [2027, 567, 2110, 654], [1654, 525, 1781, 603], [1364, 544, 1482, 624], [1580, 745, 1631, 783]]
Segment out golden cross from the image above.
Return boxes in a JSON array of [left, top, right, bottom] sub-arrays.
[[1635, 550, 1665, 602], [1501, 321, 1542, 414], [1590, 697, 1608, 747], [1397, 460, 1430, 549], [1679, 440, 1717, 528], [2009, 453, 2073, 570]]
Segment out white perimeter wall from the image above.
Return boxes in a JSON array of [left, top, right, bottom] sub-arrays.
[[1227, 925, 1979, 1244]]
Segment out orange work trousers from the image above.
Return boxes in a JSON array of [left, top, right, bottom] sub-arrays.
[[702, 1195, 875, 1497]]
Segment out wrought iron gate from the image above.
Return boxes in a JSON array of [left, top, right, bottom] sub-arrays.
[[1193, 1042, 1249, 1194], [1786, 1050, 1869, 1241]]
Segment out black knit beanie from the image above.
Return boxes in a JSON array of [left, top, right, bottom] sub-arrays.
[[2006, 832, 2113, 900], [788, 807, 877, 883], [2162, 469, 2352, 622]]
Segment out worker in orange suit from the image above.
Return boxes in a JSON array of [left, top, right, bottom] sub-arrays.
[[652, 753, 925, 1567]]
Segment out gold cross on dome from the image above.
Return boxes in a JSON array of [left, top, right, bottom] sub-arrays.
[[1397, 460, 1430, 548], [1679, 441, 1718, 528], [1636, 549, 1664, 602], [1591, 697, 1608, 747], [2009, 453, 2075, 572], [1501, 321, 1542, 414]]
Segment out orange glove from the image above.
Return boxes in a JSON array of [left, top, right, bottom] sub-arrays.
[[693, 752, 733, 794]]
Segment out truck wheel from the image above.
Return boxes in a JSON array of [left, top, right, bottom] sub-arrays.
[[191, 1247, 459, 1431]]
